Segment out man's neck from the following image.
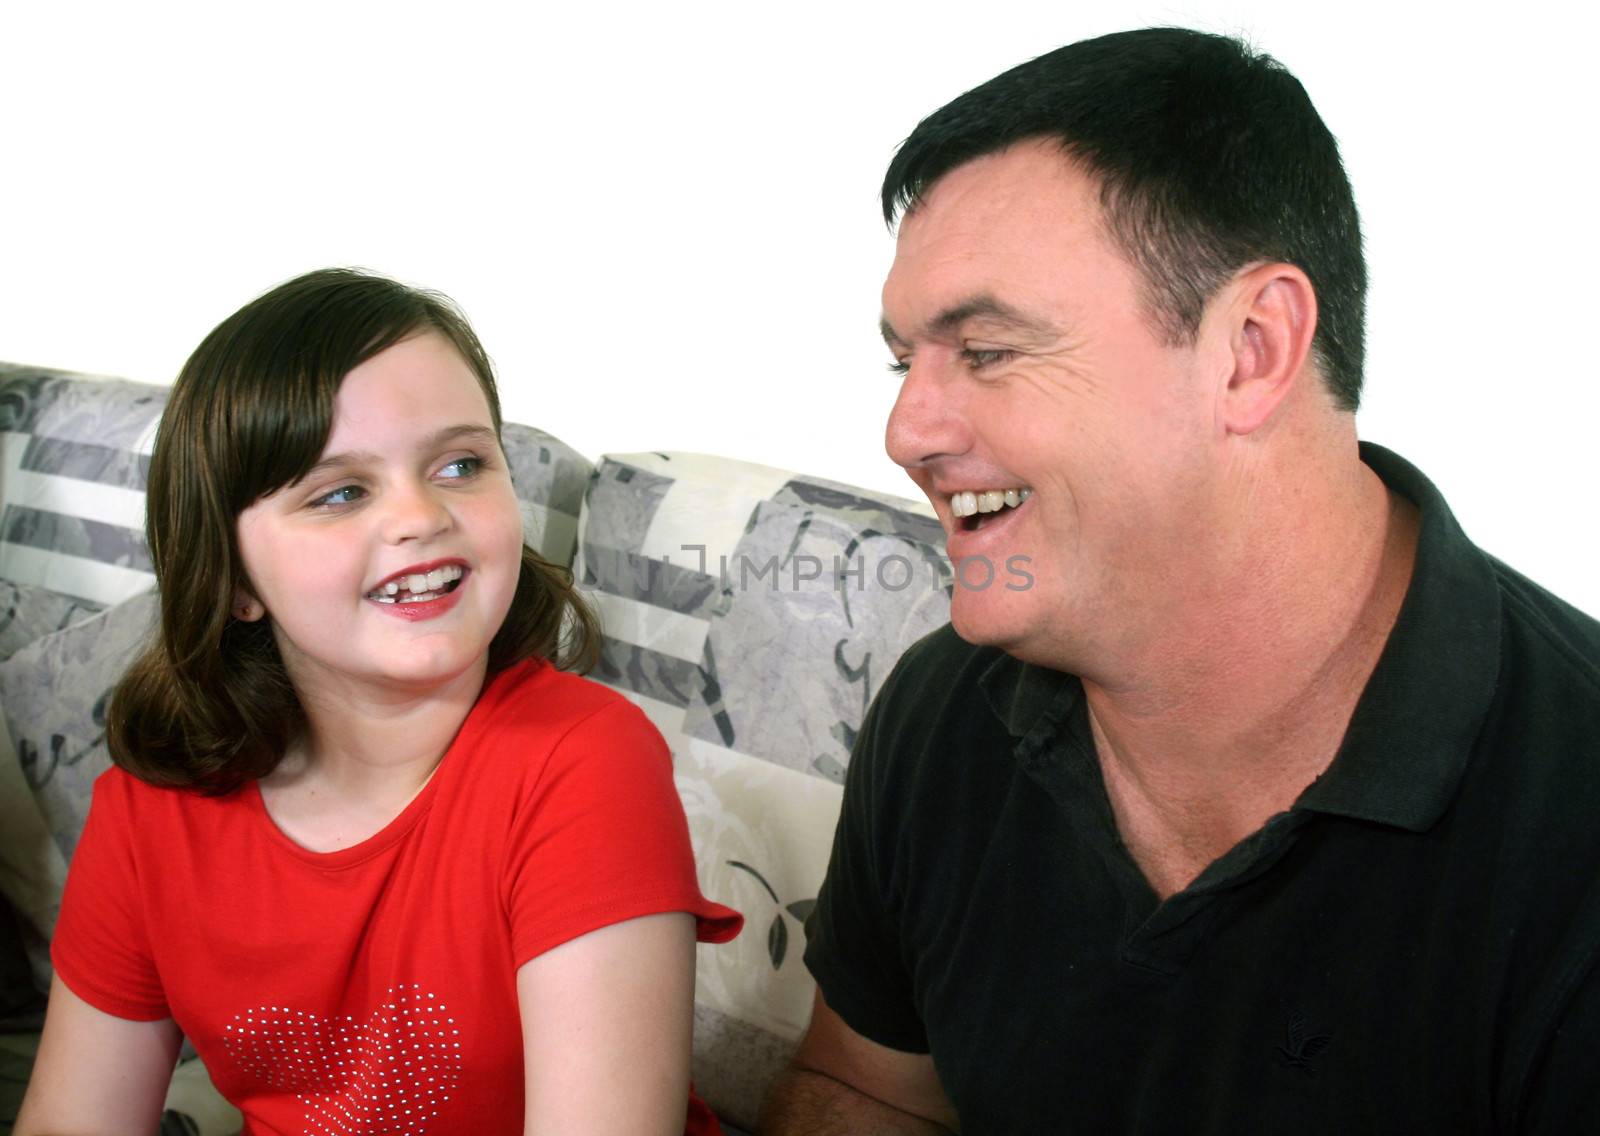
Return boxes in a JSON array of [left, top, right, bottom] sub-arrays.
[[1081, 456, 1421, 900]]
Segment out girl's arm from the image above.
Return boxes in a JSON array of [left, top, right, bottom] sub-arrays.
[[15, 974, 182, 1136], [517, 910, 697, 1136]]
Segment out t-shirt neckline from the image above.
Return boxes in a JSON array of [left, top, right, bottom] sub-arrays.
[[247, 754, 446, 869], [244, 662, 535, 869]]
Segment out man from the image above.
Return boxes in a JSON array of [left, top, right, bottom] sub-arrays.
[[760, 27, 1600, 1134]]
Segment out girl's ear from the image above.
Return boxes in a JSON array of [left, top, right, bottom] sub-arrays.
[[232, 588, 265, 622]]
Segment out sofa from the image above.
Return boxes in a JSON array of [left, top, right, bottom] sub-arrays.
[[0, 361, 955, 1134]]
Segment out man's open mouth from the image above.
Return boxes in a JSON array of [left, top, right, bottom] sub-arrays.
[[950, 487, 1031, 532]]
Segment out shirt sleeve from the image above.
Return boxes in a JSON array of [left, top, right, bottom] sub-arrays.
[[50, 770, 170, 1021], [1515, 939, 1600, 1132], [500, 697, 741, 966], [803, 668, 930, 1054]]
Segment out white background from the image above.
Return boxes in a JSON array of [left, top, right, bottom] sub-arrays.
[[2, 1, 1595, 614]]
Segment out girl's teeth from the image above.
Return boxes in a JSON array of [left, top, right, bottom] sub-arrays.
[[370, 588, 445, 604], [366, 565, 464, 601]]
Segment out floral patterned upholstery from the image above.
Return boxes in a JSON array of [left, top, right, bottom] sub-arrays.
[[576, 451, 951, 1128]]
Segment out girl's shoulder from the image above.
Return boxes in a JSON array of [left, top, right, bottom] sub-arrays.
[[473, 657, 653, 740], [81, 762, 257, 859], [93, 761, 253, 812], [447, 658, 667, 788]]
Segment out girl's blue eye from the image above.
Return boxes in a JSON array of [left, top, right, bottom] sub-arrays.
[[313, 484, 366, 508], [438, 456, 482, 480]]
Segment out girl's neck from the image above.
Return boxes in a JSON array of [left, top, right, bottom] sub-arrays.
[[258, 659, 489, 852]]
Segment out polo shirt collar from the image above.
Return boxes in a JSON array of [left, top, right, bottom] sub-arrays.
[[1294, 442, 1502, 829], [977, 442, 1502, 832]]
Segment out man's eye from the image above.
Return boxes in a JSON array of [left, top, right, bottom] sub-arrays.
[[437, 456, 482, 480], [887, 360, 910, 376], [312, 484, 365, 508], [964, 348, 1014, 370]]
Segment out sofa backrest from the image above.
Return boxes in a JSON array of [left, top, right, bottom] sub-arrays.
[[575, 450, 952, 1127], [0, 365, 167, 612]]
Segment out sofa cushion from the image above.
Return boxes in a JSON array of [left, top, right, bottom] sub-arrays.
[[499, 421, 592, 569], [0, 892, 44, 1029], [576, 451, 952, 1128], [0, 591, 158, 994], [0, 580, 104, 662], [0, 366, 166, 609], [0, 590, 157, 861], [0, 722, 70, 999]]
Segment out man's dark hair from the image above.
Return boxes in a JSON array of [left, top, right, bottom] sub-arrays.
[[882, 27, 1367, 410]]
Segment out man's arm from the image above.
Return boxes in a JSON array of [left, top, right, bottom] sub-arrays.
[[15, 974, 182, 1136], [1515, 953, 1600, 1133], [759, 989, 958, 1135]]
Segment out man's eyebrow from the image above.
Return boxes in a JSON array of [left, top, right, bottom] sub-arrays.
[[299, 424, 499, 481], [930, 295, 1054, 338], [880, 295, 1055, 350]]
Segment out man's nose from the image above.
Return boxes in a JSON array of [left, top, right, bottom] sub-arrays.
[[885, 355, 969, 471]]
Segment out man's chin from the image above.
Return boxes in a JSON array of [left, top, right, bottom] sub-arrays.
[[948, 600, 1029, 653]]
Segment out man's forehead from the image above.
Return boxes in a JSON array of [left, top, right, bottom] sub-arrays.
[[881, 143, 1118, 345]]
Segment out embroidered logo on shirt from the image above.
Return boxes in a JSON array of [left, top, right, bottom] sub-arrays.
[[1278, 1009, 1333, 1076], [222, 983, 462, 1134]]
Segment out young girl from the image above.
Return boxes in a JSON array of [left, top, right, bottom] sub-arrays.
[[17, 269, 741, 1135]]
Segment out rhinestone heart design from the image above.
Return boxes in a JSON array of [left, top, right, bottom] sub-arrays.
[[222, 983, 463, 1135]]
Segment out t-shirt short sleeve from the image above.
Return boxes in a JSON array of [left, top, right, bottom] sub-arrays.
[[51, 770, 170, 1021], [500, 697, 740, 966], [804, 673, 931, 1054]]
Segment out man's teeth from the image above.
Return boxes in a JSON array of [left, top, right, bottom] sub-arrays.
[[949, 488, 1032, 518], [367, 564, 464, 602]]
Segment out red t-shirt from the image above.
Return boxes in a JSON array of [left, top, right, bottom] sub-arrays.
[[53, 659, 742, 1135]]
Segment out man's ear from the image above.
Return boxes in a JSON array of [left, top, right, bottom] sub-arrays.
[[1217, 262, 1318, 436], [232, 586, 265, 622]]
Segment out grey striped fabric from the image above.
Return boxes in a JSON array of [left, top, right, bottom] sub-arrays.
[[0, 366, 166, 607], [0, 365, 592, 611]]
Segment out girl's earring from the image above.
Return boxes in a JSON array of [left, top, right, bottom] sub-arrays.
[[234, 598, 263, 622]]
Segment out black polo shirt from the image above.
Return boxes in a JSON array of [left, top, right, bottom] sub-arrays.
[[805, 444, 1600, 1133]]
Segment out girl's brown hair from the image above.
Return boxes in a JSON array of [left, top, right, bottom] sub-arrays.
[[108, 268, 599, 793]]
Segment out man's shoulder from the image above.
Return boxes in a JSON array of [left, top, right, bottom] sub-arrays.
[[849, 624, 1056, 812], [1450, 558, 1600, 890], [1489, 555, 1600, 701], [1476, 556, 1600, 798]]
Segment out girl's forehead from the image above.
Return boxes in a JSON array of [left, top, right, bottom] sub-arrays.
[[324, 334, 495, 446]]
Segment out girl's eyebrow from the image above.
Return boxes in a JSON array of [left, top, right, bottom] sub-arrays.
[[300, 424, 498, 482]]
